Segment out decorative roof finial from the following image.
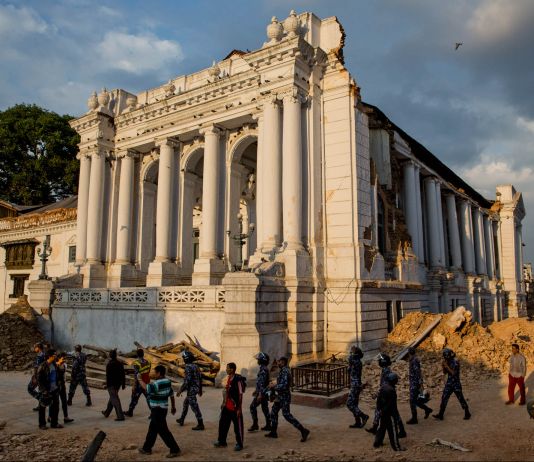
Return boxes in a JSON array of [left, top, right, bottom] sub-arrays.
[[208, 60, 221, 80], [97, 88, 110, 107], [284, 10, 299, 37], [266, 16, 284, 44], [87, 91, 98, 111], [163, 79, 176, 97]]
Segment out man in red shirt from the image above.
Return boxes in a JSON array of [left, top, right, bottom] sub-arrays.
[[214, 363, 246, 451]]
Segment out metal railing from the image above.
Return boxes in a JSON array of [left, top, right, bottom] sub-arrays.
[[292, 362, 349, 396]]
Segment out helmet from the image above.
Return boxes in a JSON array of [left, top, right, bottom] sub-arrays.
[[351, 345, 364, 359], [417, 390, 430, 404], [255, 352, 270, 365], [385, 372, 398, 385], [181, 350, 195, 364], [442, 348, 455, 360], [527, 400, 534, 419], [378, 353, 392, 368]]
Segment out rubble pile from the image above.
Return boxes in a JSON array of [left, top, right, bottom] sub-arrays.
[[0, 313, 44, 371], [79, 336, 220, 389], [360, 309, 534, 403]]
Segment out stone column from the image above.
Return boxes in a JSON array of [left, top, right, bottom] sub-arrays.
[[445, 194, 462, 269], [424, 177, 441, 267], [147, 139, 179, 286], [473, 208, 487, 275], [459, 201, 475, 274], [403, 161, 419, 259], [199, 126, 220, 258], [261, 97, 282, 249], [86, 149, 106, 263], [179, 172, 196, 278], [282, 92, 303, 251], [484, 216, 496, 278], [154, 139, 176, 262], [193, 126, 226, 285], [253, 114, 264, 252], [75, 152, 91, 265], [414, 165, 425, 263], [435, 181, 446, 267], [115, 150, 137, 263]]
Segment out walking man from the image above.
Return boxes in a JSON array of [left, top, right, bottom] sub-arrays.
[[406, 347, 432, 424], [125, 348, 152, 417], [176, 350, 204, 430], [214, 363, 246, 451], [433, 348, 471, 421], [56, 352, 74, 424], [347, 345, 369, 428], [265, 357, 310, 442], [373, 372, 403, 451], [138, 365, 180, 458], [37, 349, 62, 429], [29, 342, 45, 411], [67, 344, 91, 406], [101, 349, 125, 421], [248, 352, 271, 432], [506, 343, 526, 405]]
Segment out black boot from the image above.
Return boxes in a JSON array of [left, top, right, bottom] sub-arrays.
[[463, 408, 471, 420], [300, 428, 310, 442], [265, 431, 278, 438], [432, 413, 444, 420], [248, 420, 259, 432], [124, 410, 133, 417], [424, 407, 432, 419], [67, 395, 73, 406], [85, 395, 92, 407], [406, 414, 418, 425], [261, 423, 272, 431], [349, 417, 361, 428], [192, 419, 204, 431], [365, 424, 378, 434], [176, 417, 184, 426], [358, 414, 369, 428]]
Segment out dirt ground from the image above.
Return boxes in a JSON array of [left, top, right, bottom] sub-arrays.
[[0, 371, 532, 461]]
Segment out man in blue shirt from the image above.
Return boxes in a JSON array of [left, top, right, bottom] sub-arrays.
[[138, 365, 180, 458]]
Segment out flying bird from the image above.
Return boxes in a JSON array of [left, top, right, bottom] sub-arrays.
[[455, 42, 463, 50]]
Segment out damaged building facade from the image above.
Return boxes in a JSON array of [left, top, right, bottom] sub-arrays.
[[47, 11, 526, 375]]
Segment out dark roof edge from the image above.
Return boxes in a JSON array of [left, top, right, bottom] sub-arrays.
[[362, 102, 492, 209]]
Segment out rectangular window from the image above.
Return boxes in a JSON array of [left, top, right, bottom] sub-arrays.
[[9, 274, 29, 298], [68, 245, 76, 263]]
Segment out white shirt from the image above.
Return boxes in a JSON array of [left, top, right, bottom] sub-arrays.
[[509, 353, 526, 378]]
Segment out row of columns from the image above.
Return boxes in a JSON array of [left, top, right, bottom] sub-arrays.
[[402, 161, 499, 278], [77, 88, 307, 281]]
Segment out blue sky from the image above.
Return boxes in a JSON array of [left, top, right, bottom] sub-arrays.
[[1, 0, 532, 262]]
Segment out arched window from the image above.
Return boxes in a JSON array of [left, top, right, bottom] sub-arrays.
[[377, 195, 386, 255]]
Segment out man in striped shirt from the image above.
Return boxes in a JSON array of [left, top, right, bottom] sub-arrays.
[[138, 365, 180, 458]]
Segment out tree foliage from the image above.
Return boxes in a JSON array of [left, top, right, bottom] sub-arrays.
[[0, 104, 80, 206]]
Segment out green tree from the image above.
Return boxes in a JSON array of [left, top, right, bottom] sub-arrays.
[[0, 104, 80, 205]]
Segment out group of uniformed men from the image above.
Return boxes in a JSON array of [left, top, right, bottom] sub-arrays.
[[29, 341, 474, 456]]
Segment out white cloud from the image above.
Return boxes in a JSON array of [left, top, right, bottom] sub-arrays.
[[459, 157, 533, 200], [97, 31, 183, 75], [517, 116, 534, 134], [468, 0, 534, 44], [0, 4, 49, 36]]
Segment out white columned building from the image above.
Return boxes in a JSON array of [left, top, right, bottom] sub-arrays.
[[53, 10, 527, 371]]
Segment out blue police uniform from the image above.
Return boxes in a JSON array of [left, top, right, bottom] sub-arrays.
[[178, 363, 203, 423], [68, 351, 91, 403], [436, 357, 470, 419], [250, 364, 271, 429], [347, 352, 368, 426]]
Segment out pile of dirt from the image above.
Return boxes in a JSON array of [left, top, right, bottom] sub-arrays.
[[360, 309, 534, 403], [0, 312, 44, 371]]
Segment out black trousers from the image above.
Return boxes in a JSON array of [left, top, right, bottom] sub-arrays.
[[104, 386, 124, 419], [39, 391, 59, 427], [142, 407, 180, 453], [58, 384, 69, 418], [374, 412, 401, 450], [218, 407, 244, 447], [250, 395, 270, 425]]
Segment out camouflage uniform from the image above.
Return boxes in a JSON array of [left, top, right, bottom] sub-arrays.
[[127, 357, 151, 414], [179, 363, 203, 421], [270, 366, 305, 433], [347, 352, 367, 423], [68, 351, 91, 401], [437, 357, 470, 417], [372, 366, 391, 427], [250, 364, 271, 427], [408, 355, 431, 420]]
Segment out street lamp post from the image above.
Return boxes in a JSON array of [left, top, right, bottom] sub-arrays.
[[226, 213, 255, 271], [37, 235, 52, 280]]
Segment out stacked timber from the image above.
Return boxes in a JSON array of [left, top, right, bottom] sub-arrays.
[[73, 337, 220, 389]]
